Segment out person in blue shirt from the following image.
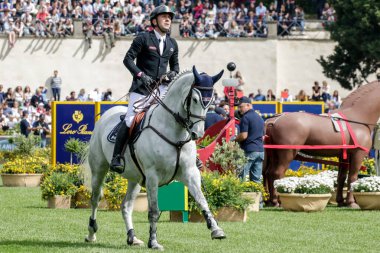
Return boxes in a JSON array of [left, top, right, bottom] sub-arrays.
[[235, 96, 265, 182], [204, 104, 224, 131], [254, 89, 266, 101]]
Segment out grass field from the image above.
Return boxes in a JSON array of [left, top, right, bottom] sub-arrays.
[[1, 186, 380, 253]]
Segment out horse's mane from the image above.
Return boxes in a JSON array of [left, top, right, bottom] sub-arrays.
[[167, 69, 193, 91], [340, 81, 379, 108]]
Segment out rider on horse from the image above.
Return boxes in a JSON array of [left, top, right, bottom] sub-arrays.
[[110, 5, 179, 173]]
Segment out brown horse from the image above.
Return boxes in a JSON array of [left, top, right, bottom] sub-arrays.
[[263, 80, 380, 207]]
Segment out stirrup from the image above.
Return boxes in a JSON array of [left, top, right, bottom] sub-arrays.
[[110, 155, 125, 173]]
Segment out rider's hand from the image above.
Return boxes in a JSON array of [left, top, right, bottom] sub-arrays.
[[166, 71, 177, 82], [139, 73, 154, 87]]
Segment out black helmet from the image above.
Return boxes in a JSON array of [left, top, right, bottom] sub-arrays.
[[150, 5, 174, 24]]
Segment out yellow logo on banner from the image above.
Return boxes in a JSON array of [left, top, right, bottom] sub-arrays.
[[72, 110, 84, 124]]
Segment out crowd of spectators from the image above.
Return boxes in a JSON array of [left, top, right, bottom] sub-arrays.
[[0, 82, 115, 133], [0, 0, 337, 48]]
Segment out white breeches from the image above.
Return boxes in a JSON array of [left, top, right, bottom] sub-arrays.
[[125, 84, 168, 127]]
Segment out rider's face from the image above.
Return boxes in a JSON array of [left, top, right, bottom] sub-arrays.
[[156, 14, 171, 32]]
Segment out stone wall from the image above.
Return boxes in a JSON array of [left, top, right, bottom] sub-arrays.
[[0, 37, 350, 100]]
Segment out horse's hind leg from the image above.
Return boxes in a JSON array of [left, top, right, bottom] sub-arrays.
[[346, 151, 366, 209], [180, 168, 226, 240], [85, 159, 108, 243], [121, 181, 144, 246]]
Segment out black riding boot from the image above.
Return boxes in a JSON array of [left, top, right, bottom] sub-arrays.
[[110, 123, 129, 173]]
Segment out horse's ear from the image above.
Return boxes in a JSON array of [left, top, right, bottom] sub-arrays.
[[212, 70, 224, 84], [193, 66, 202, 84]]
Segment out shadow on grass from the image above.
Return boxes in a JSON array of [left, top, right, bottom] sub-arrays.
[[0, 239, 125, 250]]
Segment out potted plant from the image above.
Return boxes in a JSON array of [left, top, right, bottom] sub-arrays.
[[351, 176, 380, 210], [209, 138, 247, 174], [0, 135, 49, 187], [274, 175, 334, 212], [64, 138, 87, 165], [241, 181, 267, 212], [188, 171, 251, 222], [41, 171, 78, 209]]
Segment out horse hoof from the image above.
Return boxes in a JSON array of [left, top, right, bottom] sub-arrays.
[[85, 235, 96, 243], [132, 237, 144, 246], [211, 229, 226, 240], [149, 243, 164, 251], [346, 202, 360, 209]]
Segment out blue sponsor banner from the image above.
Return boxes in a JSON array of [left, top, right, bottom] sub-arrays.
[[252, 102, 278, 120], [289, 160, 322, 171], [52, 102, 95, 165], [281, 102, 324, 115]]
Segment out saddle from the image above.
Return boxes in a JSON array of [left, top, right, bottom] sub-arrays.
[[106, 111, 147, 144]]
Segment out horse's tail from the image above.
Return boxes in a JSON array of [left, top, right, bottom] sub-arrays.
[[79, 144, 92, 192]]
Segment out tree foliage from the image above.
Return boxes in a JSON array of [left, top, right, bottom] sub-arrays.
[[318, 0, 380, 90]]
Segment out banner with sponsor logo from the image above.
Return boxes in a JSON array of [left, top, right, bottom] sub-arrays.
[[95, 101, 128, 121], [280, 102, 324, 114], [51, 102, 95, 165]]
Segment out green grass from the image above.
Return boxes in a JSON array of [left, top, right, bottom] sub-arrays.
[[1, 187, 380, 253]]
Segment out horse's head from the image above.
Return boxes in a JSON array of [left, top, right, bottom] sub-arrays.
[[185, 66, 224, 140]]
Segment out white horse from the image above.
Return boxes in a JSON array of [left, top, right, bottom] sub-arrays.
[[83, 66, 226, 250]]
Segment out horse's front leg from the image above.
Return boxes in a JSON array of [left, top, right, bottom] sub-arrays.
[[181, 168, 226, 240], [85, 164, 107, 243], [121, 181, 144, 246], [336, 158, 348, 207], [146, 174, 164, 250]]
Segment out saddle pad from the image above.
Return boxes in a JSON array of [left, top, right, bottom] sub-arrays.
[[330, 113, 347, 132], [107, 120, 123, 143]]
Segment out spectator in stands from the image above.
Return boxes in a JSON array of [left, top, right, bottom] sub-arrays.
[[0, 85, 4, 104], [103, 18, 115, 48], [66, 91, 78, 101], [34, 19, 46, 37], [331, 90, 341, 108], [50, 70, 62, 101], [280, 88, 293, 102], [296, 89, 309, 101], [20, 110, 32, 137], [293, 6, 305, 34], [321, 3, 335, 23], [83, 19, 94, 48], [312, 81, 322, 101], [194, 20, 206, 39], [255, 2, 267, 19], [255, 20, 268, 38], [0, 108, 9, 131], [13, 18, 24, 37], [4, 88, 14, 107], [2, 102, 12, 117], [254, 89, 266, 101], [205, 104, 224, 131], [31, 89, 44, 107], [36, 102, 46, 115], [4, 17, 16, 47], [10, 101, 21, 120], [321, 80, 331, 102], [20, 11, 34, 35], [12, 85, 23, 104], [32, 114, 50, 148], [235, 96, 265, 183], [266, 89, 276, 101], [102, 88, 113, 101], [23, 86, 33, 102], [78, 88, 87, 102]]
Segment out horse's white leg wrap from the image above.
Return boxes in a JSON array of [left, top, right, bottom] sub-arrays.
[[121, 181, 144, 246]]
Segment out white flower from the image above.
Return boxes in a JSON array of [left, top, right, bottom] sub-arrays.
[[351, 176, 380, 192]]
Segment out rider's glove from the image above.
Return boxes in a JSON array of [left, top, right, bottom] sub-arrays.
[[166, 71, 177, 82], [139, 72, 154, 87]]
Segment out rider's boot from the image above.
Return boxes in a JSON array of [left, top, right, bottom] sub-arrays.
[[110, 123, 129, 173]]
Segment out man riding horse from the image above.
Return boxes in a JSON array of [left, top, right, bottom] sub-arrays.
[[110, 5, 179, 173]]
